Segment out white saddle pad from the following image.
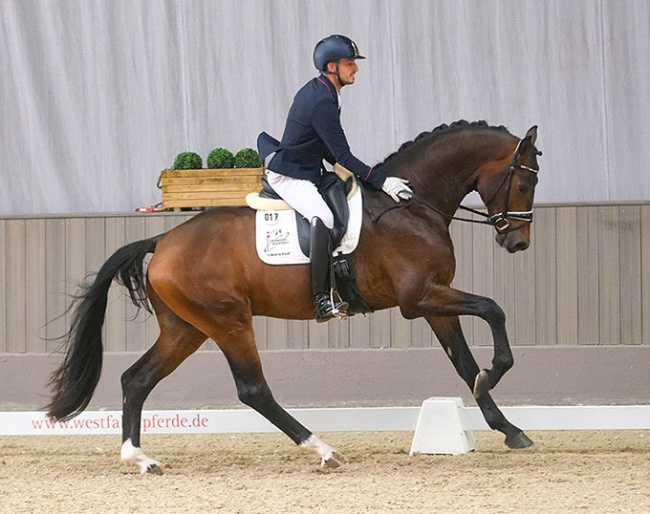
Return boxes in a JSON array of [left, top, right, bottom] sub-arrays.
[[255, 187, 363, 265]]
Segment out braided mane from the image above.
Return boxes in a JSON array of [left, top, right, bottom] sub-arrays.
[[379, 120, 512, 167]]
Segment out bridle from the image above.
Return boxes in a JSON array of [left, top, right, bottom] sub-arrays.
[[478, 161, 539, 234], [410, 139, 540, 235]]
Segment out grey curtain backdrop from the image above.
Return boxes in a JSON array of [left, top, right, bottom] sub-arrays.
[[1, 0, 649, 215]]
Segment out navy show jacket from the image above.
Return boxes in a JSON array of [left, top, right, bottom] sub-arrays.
[[266, 75, 386, 189]]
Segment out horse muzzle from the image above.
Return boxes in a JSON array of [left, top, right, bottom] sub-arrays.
[[495, 231, 530, 253]]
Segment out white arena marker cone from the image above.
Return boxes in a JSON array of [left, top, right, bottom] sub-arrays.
[[409, 397, 476, 456]]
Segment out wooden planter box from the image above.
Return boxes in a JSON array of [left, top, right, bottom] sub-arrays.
[[159, 168, 264, 210]]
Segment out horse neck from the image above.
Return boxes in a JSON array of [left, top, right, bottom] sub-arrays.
[[395, 132, 515, 215]]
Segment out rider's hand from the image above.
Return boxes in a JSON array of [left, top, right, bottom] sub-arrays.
[[381, 177, 413, 202]]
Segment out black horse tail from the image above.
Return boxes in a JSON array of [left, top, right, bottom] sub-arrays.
[[47, 235, 161, 421]]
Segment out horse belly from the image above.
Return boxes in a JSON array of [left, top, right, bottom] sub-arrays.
[[246, 262, 315, 320]]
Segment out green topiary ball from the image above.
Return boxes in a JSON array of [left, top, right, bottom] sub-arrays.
[[173, 151, 202, 170], [207, 148, 235, 169], [234, 148, 261, 168]]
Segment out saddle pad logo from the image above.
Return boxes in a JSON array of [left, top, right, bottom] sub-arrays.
[[256, 211, 309, 265], [262, 211, 289, 254]]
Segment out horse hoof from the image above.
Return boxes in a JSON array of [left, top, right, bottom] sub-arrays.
[[145, 463, 164, 475], [473, 369, 491, 399], [323, 451, 348, 469], [505, 431, 534, 450]]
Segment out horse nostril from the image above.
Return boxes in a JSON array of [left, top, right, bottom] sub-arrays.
[[509, 240, 529, 253]]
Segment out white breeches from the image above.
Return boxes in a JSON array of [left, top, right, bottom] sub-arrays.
[[266, 170, 334, 229]]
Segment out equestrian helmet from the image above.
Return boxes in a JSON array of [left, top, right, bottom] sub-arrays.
[[313, 35, 365, 71]]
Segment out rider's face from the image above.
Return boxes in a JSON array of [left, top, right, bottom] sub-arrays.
[[337, 58, 359, 85], [326, 58, 359, 89]]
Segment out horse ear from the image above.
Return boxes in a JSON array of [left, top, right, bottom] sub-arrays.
[[516, 125, 538, 158], [524, 125, 538, 146]]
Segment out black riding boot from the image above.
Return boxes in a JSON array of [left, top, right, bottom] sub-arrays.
[[310, 217, 348, 322]]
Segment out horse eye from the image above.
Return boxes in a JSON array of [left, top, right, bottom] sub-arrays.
[[518, 184, 530, 194]]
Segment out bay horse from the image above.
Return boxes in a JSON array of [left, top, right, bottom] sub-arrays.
[[47, 120, 542, 474]]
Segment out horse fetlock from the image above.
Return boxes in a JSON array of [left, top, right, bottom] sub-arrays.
[[121, 439, 163, 475], [300, 434, 347, 468]]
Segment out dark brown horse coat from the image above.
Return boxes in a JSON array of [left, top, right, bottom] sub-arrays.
[[48, 121, 542, 473]]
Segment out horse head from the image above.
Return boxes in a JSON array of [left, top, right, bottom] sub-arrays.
[[475, 125, 542, 253], [381, 121, 542, 254]]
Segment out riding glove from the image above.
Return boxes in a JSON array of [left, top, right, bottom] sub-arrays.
[[381, 177, 413, 202]]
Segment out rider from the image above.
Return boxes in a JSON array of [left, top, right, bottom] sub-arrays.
[[263, 35, 413, 322]]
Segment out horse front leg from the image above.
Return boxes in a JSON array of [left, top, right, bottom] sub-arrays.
[[426, 315, 533, 449], [464, 296, 513, 398], [408, 285, 514, 397]]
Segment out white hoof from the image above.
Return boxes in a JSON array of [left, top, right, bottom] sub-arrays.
[[300, 435, 348, 468], [121, 439, 163, 475], [323, 451, 348, 469]]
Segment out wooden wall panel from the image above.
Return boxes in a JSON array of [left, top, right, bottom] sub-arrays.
[[513, 235, 536, 346], [411, 317, 434, 348], [308, 321, 330, 349], [44, 218, 67, 352], [266, 318, 290, 350], [65, 218, 86, 296], [555, 207, 578, 345], [329, 316, 351, 349], [534, 209, 557, 345], [349, 314, 371, 349], [6, 220, 26, 353], [368, 309, 391, 349], [577, 207, 600, 344], [598, 206, 621, 344], [286, 319, 309, 350], [391, 307, 412, 349], [642, 205, 650, 346], [1, 204, 649, 355], [25, 219, 46, 353], [619, 206, 642, 345], [0, 220, 6, 352]]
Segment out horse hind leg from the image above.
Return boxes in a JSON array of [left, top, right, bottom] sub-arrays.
[[427, 315, 533, 450], [216, 318, 347, 468], [120, 304, 207, 474]]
